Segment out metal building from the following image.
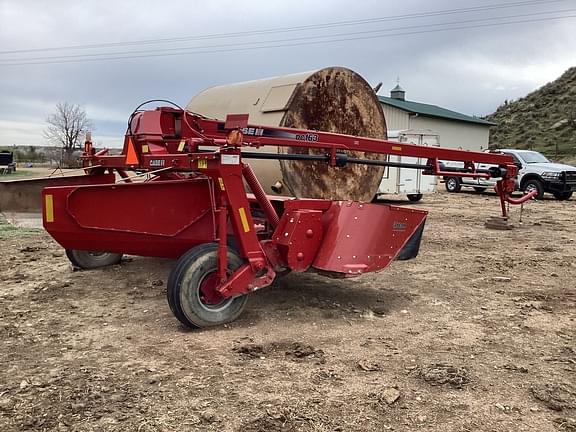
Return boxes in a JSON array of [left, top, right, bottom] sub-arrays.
[[378, 84, 495, 151]]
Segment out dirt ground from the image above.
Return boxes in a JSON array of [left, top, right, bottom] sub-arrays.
[[0, 191, 574, 432]]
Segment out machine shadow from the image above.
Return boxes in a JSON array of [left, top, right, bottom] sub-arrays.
[[240, 270, 413, 323], [114, 256, 412, 330]]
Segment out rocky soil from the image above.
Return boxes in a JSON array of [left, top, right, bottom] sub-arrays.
[[0, 191, 574, 431]]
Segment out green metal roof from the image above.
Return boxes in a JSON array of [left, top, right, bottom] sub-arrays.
[[378, 95, 496, 126]]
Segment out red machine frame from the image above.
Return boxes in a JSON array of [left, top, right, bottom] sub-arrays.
[[42, 106, 534, 327]]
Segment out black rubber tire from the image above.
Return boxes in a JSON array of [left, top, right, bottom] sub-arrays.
[[445, 177, 461, 193], [523, 179, 545, 200], [553, 191, 573, 201], [473, 187, 487, 193], [407, 194, 423, 202], [65, 249, 123, 269], [167, 243, 248, 328]]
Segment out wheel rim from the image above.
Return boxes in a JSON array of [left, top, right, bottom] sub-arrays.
[[525, 184, 537, 193], [196, 271, 233, 311], [79, 251, 119, 264], [88, 252, 108, 258], [447, 179, 457, 190]]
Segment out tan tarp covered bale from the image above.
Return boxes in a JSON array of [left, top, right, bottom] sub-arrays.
[[187, 67, 386, 201]]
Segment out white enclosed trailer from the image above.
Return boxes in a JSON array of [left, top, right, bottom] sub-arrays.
[[376, 130, 440, 201]]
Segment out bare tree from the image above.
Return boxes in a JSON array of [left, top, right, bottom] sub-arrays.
[[43, 102, 92, 167]]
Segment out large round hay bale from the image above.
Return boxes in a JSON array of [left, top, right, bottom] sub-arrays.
[[187, 67, 386, 201]]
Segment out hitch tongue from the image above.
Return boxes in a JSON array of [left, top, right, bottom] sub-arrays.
[[491, 179, 538, 225]]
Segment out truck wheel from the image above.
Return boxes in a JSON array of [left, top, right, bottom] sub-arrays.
[[445, 177, 461, 193], [553, 191, 573, 201], [167, 243, 248, 329], [523, 179, 544, 200], [65, 249, 123, 269], [473, 187, 487, 193], [407, 194, 423, 202]]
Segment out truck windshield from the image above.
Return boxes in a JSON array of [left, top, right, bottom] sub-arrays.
[[519, 151, 550, 164]]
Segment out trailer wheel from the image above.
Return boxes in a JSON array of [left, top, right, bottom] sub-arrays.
[[445, 177, 461, 193], [65, 249, 123, 269], [167, 243, 248, 328], [407, 194, 423, 202]]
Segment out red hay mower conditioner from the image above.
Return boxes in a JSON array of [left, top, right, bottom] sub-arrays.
[[42, 104, 535, 328]]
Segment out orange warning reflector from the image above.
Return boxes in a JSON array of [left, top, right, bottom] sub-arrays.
[[125, 137, 139, 165], [44, 194, 54, 223]]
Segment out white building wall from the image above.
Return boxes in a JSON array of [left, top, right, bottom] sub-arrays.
[[409, 116, 490, 152], [381, 105, 410, 131]]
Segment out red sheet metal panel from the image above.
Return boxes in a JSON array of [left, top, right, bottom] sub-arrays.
[[312, 202, 427, 276], [273, 209, 323, 272], [0, 173, 115, 212], [43, 178, 216, 259], [66, 180, 212, 236]]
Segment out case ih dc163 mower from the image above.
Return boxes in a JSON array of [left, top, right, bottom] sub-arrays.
[[42, 104, 534, 328]]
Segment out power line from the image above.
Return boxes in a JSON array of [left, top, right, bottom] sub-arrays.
[[1, 8, 571, 64], [1, 13, 574, 67], [0, 0, 566, 55]]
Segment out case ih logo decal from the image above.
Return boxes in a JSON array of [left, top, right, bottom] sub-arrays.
[[393, 221, 407, 231], [218, 123, 318, 142], [240, 127, 265, 136], [150, 159, 165, 167]]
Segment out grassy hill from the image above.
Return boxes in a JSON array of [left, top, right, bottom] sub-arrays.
[[485, 67, 576, 162]]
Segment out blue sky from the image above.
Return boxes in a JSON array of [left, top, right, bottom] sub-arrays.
[[1, 0, 575, 148]]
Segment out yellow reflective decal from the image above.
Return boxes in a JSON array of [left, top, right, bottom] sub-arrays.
[[392, 146, 402, 151], [238, 207, 250, 233], [141, 144, 149, 153], [218, 177, 225, 191], [178, 140, 186, 152], [198, 159, 208, 169], [45, 194, 54, 223]]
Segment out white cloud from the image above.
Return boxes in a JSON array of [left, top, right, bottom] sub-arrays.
[[0, 119, 47, 146], [85, 105, 129, 123], [1, 0, 575, 146]]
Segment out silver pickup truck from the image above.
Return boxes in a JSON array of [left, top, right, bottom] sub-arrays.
[[443, 149, 576, 200]]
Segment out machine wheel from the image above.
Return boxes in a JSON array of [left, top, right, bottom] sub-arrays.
[[445, 177, 461, 193], [407, 194, 423, 202], [473, 187, 487, 193], [523, 179, 545, 200], [167, 243, 248, 328], [65, 249, 123, 269], [553, 191, 573, 201]]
